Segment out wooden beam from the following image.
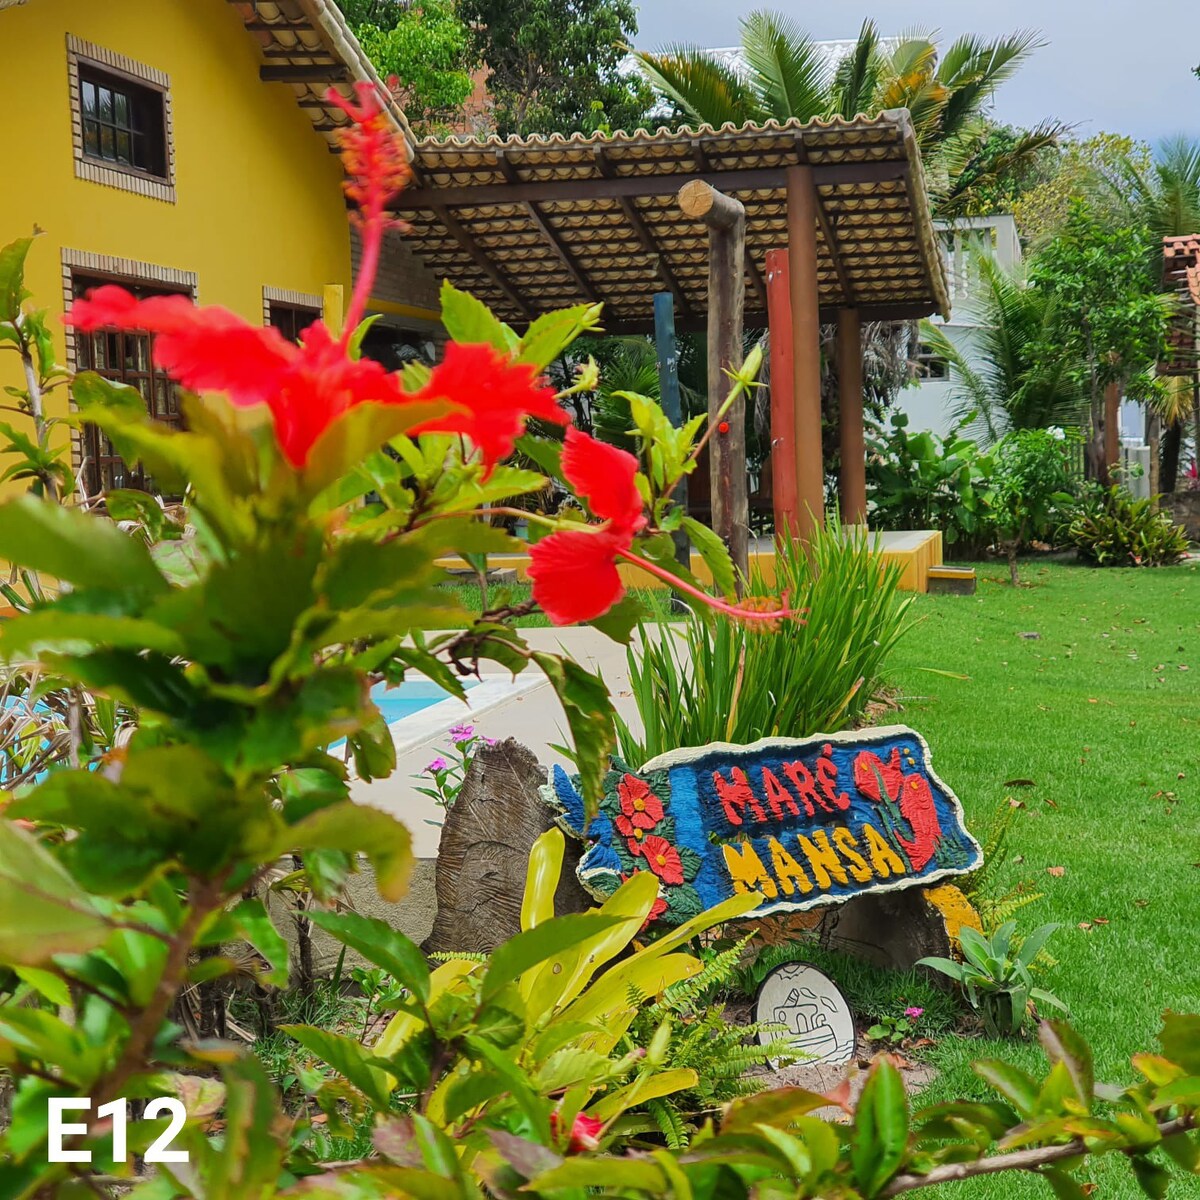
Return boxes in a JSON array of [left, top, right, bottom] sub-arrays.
[[595, 149, 693, 317], [245, 20, 315, 32], [497, 155, 599, 304], [599, 299, 937, 335], [679, 180, 749, 581], [433, 205, 532, 320], [397, 160, 907, 210], [837, 308, 866, 525], [787, 165, 825, 539], [765, 249, 799, 540], [690, 138, 768, 311], [815, 201, 854, 306], [260, 65, 348, 82]]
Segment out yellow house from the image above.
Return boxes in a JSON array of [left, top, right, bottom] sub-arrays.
[[0, 0, 441, 493]]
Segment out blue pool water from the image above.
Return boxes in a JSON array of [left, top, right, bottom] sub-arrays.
[[371, 678, 478, 724]]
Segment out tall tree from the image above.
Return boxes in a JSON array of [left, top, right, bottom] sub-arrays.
[[456, 0, 654, 136], [335, 0, 475, 132], [1027, 201, 1171, 481], [634, 14, 1064, 217]]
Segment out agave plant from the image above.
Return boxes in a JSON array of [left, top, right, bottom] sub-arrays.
[[918, 921, 1067, 1038]]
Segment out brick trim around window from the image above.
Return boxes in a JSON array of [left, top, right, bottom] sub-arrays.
[[262, 286, 325, 326], [66, 33, 176, 203]]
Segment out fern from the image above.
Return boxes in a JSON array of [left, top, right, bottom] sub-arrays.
[[646, 1098, 688, 1150], [958, 801, 1044, 935], [730, 940, 816, 997]]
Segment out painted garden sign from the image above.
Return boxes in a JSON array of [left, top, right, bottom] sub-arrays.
[[544, 725, 982, 926]]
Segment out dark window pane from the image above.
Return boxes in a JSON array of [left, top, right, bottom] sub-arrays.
[[79, 69, 167, 178], [83, 119, 99, 156], [115, 130, 131, 164], [99, 125, 114, 158]]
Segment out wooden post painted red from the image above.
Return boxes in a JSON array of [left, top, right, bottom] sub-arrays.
[[765, 248, 799, 540], [787, 165, 825, 538]]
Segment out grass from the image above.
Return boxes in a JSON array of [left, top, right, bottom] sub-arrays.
[[886, 559, 1200, 1198], [437, 581, 681, 626]]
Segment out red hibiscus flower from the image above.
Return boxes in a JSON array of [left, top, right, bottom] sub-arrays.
[[550, 1109, 605, 1154], [641, 835, 684, 886], [412, 341, 566, 470], [527, 427, 645, 625], [613, 773, 664, 837], [642, 894, 669, 930], [64, 82, 563, 473]]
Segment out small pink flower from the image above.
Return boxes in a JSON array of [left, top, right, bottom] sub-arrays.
[[448, 723, 475, 741], [425, 757, 448, 773], [482, 735, 498, 746], [904, 1006, 924, 1019]]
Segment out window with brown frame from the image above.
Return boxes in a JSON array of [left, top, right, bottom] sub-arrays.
[[268, 301, 321, 345], [78, 65, 167, 179], [72, 275, 187, 495]]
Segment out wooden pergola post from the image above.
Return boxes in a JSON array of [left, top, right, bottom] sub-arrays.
[[678, 179, 749, 581], [765, 249, 799, 539], [837, 307, 867, 525], [786, 165, 825, 537]]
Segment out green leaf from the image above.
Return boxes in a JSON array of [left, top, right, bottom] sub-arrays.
[[0, 823, 109, 965], [531, 652, 615, 818], [439, 280, 518, 352], [284, 1025, 393, 1109], [1130, 1154, 1172, 1199], [0, 495, 166, 599], [308, 911, 430, 1002], [2, 611, 186, 658], [516, 304, 602, 369], [1160, 1013, 1200, 1073], [974, 1060, 1040, 1118], [1039, 1021, 1094, 1104], [1042, 1166, 1090, 1200], [285, 802, 412, 903], [480, 913, 624, 1003], [228, 899, 290, 988], [851, 1058, 909, 1198], [0, 235, 34, 323], [588, 593, 647, 644], [682, 515, 737, 600]]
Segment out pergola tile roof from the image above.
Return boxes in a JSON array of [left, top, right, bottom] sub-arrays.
[[395, 111, 951, 331]]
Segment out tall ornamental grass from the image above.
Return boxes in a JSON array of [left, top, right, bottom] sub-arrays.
[[617, 522, 914, 763]]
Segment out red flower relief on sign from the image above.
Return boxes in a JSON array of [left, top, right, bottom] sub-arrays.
[[641, 834, 684, 886], [614, 773, 664, 837]]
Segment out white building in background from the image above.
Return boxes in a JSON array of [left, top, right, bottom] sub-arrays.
[[895, 214, 1023, 438]]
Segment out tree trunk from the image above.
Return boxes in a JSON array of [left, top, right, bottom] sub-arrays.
[[1146, 407, 1161, 499], [1004, 540, 1020, 586], [1162, 419, 1183, 494]]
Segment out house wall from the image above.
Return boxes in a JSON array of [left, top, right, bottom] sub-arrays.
[[0, 0, 352, 415]]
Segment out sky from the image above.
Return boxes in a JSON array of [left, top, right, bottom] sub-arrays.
[[632, 0, 1200, 146]]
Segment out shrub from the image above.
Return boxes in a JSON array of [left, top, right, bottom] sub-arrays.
[[865, 412, 996, 553], [990, 426, 1081, 583], [1062, 484, 1191, 566], [617, 522, 914, 763]]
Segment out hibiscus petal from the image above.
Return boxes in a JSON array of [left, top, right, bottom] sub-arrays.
[[527, 527, 627, 626], [561, 426, 645, 532], [413, 342, 566, 470]]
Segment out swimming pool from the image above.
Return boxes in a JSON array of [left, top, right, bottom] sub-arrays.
[[371, 678, 479, 724]]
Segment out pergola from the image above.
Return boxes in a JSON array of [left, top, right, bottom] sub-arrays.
[[1162, 234, 1200, 377], [393, 112, 951, 566]]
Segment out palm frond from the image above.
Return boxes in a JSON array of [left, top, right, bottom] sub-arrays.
[[935, 30, 1046, 143], [831, 19, 883, 119], [739, 9, 832, 122], [634, 47, 765, 128]]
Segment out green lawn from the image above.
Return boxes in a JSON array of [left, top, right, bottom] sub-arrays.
[[888, 560, 1200, 1198]]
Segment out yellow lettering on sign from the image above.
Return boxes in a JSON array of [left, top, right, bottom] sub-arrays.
[[862, 823, 907, 878], [833, 827, 873, 882], [721, 841, 778, 898], [797, 829, 850, 889], [767, 836, 814, 895]]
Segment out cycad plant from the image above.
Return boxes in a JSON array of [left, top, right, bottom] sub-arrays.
[[634, 13, 1062, 217], [616, 521, 913, 763], [920, 255, 1087, 444]]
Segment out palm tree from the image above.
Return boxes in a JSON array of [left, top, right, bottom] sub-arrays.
[[920, 256, 1086, 444], [1111, 137, 1200, 491], [634, 13, 1063, 217]]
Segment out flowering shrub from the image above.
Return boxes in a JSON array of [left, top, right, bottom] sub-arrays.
[[413, 721, 495, 823]]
